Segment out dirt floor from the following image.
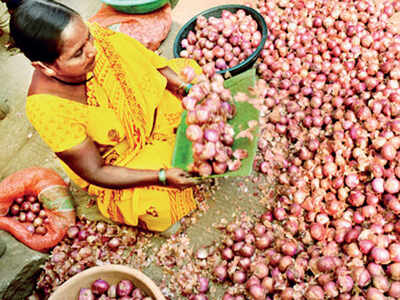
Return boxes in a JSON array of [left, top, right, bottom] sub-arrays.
[[0, 0, 270, 299]]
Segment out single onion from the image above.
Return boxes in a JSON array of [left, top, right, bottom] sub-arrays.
[[116, 280, 134, 297], [91, 279, 109, 295]]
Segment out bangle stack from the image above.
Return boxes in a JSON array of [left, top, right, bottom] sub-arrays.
[[158, 168, 167, 185], [178, 82, 193, 95], [184, 83, 193, 95]]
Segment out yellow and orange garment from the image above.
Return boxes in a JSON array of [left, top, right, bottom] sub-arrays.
[[26, 23, 201, 231]]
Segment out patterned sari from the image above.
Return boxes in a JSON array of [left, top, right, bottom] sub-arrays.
[[26, 23, 200, 231]]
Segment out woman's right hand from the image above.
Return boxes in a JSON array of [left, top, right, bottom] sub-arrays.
[[166, 168, 199, 189]]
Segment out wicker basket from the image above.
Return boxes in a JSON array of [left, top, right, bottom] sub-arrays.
[[49, 265, 166, 300]]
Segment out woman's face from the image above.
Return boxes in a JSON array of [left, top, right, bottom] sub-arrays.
[[50, 16, 97, 80]]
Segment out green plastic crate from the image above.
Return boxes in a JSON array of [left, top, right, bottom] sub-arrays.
[[171, 69, 260, 178], [101, 0, 169, 14]]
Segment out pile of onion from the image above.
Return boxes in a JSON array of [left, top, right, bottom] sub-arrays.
[[78, 278, 154, 300], [181, 66, 248, 177], [181, 0, 400, 298], [180, 9, 263, 71], [37, 219, 140, 295], [6, 194, 48, 235]]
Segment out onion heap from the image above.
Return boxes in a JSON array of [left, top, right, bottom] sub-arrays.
[[6, 194, 49, 235], [182, 68, 248, 177], [37, 219, 142, 296], [78, 278, 154, 300], [179, 9, 263, 71], [182, 0, 400, 298], [174, 0, 400, 299]]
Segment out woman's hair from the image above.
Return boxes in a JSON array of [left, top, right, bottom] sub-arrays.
[[6, 0, 24, 11], [10, 0, 80, 63]]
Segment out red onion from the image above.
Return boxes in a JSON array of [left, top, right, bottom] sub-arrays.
[[372, 275, 389, 292], [239, 244, 255, 257], [305, 285, 324, 300], [20, 201, 30, 211], [366, 287, 385, 300], [352, 267, 371, 287], [384, 177, 400, 194], [388, 263, 400, 280], [221, 247, 234, 261], [324, 281, 339, 298], [67, 226, 79, 239], [232, 270, 247, 284], [390, 243, 400, 262], [337, 275, 354, 293], [108, 237, 120, 249], [359, 240, 374, 254], [317, 256, 336, 272], [91, 279, 109, 295], [214, 265, 227, 282], [248, 284, 266, 300], [116, 280, 134, 297], [345, 174, 359, 189], [198, 276, 209, 293], [370, 247, 390, 264], [310, 223, 325, 241], [252, 262, 269, 279], [388, 281, 400, 297]]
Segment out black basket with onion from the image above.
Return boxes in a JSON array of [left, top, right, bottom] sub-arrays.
[[173, 4, 268, 76]]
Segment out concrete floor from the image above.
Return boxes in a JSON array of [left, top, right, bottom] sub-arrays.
[[0, 0, 268, 299]]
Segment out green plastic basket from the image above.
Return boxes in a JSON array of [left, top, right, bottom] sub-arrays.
[[101, 0, 169, 14], [171, 69, 260, 178], [173, 5, 268, 76]]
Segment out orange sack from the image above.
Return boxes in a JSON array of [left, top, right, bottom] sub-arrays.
[[0, 167, 76, 252]]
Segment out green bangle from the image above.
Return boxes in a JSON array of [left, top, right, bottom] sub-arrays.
[[184, 83, 193, 95], [158, 168, 167, 185]]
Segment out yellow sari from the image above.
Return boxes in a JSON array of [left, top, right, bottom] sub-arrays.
[[26, 23, 200, 231]]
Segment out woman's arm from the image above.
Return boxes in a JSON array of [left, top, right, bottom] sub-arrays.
[[56, 137, 197, 189], [158, 66, 189, 96]]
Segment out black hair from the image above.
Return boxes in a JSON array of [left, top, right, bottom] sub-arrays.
[[6, 0, 24, 11], [10, 0, 80, 63]]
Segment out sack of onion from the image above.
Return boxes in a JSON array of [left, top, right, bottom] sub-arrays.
[[0, 167, 75, 252]]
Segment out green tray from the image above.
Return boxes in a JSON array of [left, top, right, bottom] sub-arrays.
[[171, 69, 260, 178], [101, 0, 169, 14]]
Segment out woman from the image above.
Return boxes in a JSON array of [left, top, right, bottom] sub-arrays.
[[11, 0, 201, 232]]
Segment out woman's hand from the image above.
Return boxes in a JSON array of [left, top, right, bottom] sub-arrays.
[[158, 67, 188, 97], [166, 168, 198, 189]]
